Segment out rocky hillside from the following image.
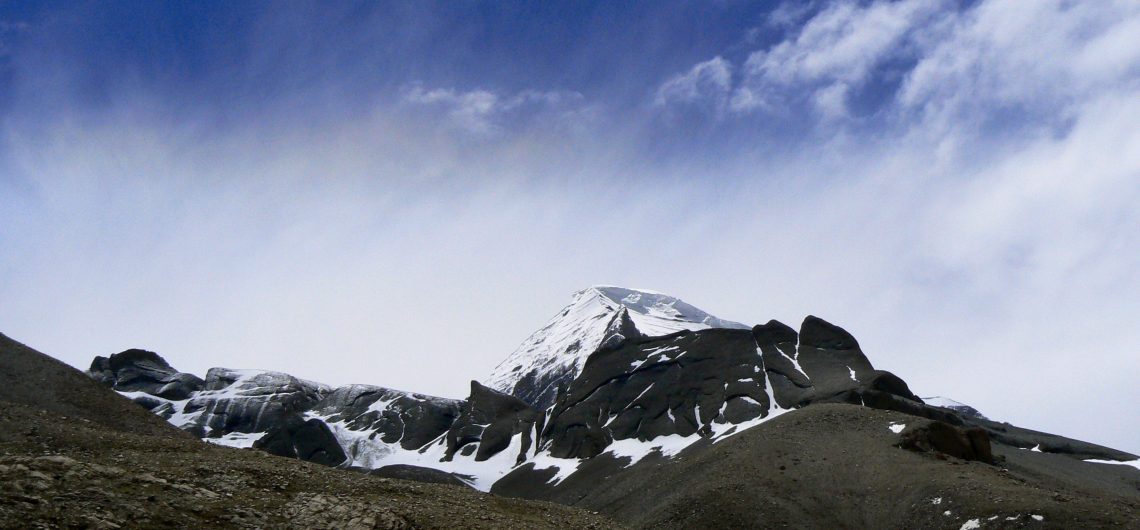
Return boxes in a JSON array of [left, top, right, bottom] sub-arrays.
[[0, 332, 619, 529], [496, 404, 1140, 529], [37, 285, 1140, 528]]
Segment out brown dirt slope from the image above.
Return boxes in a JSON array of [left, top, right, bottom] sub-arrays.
[[0, 333, 180, 438], [496, 404, 1140, 529], [0, 333, 620, 529]]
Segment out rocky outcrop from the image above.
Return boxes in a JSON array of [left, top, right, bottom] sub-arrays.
[[367, 464, 470, 487], [898, 420, 994, 464], [544, 328, 777, 459], [445, 382, 544, 464], [752, 320, 814, 408], [89, 349, 204, 401], [182, 368, 329, 438], [311, 385, 462, 451], [255, 414, 348, 467], [541, 316, 928, 460]]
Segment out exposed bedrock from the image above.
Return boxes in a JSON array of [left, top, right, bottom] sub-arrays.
[[312, 384, 462, 450], [897, 419, 994, 464], [89, 349, 204, 401], [254, 413, 348, 467], [445, 381, 544, 464]]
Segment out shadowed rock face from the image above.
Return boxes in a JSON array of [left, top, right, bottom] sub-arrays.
[[898, 420, 994, 464], [89, 349, 204, 401], [445, 382, 544, 464], [540, 317, 927, 460], [544, 329, 773, 459], [255, 414, 348, 467], [752, 320, 814, 408], [184, 368, 329, 438], [312, 385, 462, 451]]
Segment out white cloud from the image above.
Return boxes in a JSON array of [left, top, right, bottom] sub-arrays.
[[729, 0, 945, 115], [403, 85, 588, 135], [898, 0, 1140, 138], [812, 82, 849, 120], [404, 86, 500, 133], [652, 56, 733, 114], [644, 0, 1140, 452]]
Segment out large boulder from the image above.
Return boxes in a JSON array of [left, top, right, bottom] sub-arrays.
[[88, 349, 204, 401], [254, 413, 347, 467], [897, 420, 993, 464]]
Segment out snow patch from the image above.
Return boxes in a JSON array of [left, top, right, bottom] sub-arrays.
[[524, 452, 583, 486], [888, 422, 906, 434], [204, 431, 263, 449], [1082, 458, 1140, 471], [960, 519, 981, 530], [315, 412, 529, 491]]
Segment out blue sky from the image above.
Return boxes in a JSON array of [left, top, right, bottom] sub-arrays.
[[1, 1, 1138, 454]]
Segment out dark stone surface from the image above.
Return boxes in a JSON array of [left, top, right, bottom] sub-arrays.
[[506, 368, 574, 415], [544, 329, 774, 459], [752, 320, 814, 408], [795, 316, 877, 397], [182, 368, 329, 438], [254, 413, 347, 467], [897, 420, 993, 464], [312, 385, 462, 450], [445, 382, 544, 464], [367, 464, 472, 487], [88, 349, 204, 401]]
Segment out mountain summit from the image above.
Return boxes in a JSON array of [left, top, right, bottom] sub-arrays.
[[60, 285, 1140, 528], [485, 286, 748, 408]]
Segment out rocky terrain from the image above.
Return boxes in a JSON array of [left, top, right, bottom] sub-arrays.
[[7, 285, 1140, 529], [0, 333, 618, 529], [496, 404, 1140, 529]]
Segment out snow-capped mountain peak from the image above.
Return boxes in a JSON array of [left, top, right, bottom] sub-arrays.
[[485, 286, 748, 408]]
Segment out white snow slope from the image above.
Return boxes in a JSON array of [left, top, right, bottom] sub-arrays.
[[486, 285, 748, 395]]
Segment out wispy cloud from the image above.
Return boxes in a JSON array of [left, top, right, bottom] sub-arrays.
[[402, 84, 590, 135], [729, 0, 946, 116], [653, 56, 734, 115]]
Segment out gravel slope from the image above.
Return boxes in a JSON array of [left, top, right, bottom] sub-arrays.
[[496, 404, 1140, 529], [0, 333, 620, 529]]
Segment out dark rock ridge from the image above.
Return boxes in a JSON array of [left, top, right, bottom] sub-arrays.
[[444, 382, 544, 464], [89, 349, 204, 401], [311, 384, 462, 454], [541, 317, 924, 460], [87, 311, 1138, 491]]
